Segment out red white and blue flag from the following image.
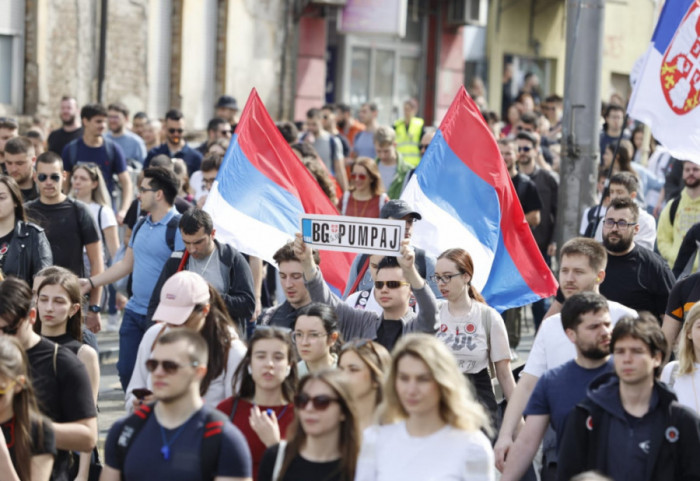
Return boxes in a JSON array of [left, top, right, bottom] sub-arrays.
[[401, 87, 558, 311], [628, 0, 700, 163], [204, 89, 353, 294]]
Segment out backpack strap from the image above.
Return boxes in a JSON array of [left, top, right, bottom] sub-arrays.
[[228, 397, 240, 422], [68, 139, 79, 168], [115, 403, 154, 478], [52, 342, 58, 376], [272, 441, 288, 481], [165, 215, 182, 251], [670, 195, 682, 226], [200, 409, 227, 481], [668, 362, 681, 389], [478, 305, 496, 378]]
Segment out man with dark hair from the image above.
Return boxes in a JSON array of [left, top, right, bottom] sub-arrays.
[[144, 109, 203, 175], [320, 103, 350, 159], [0, 277, 97, 481], [101, 329, 252, 481], [61, 102, 133, 222], [256, 241, 320, 328], [196, 117, 232, 156], [335, 103, 365, 146], [542, 94, 563, 143], [276, 121, 299, 145], [499, 137, 542, 229], [303, 108, 347, 191], [599, 104, 630, 157], [131, 111, 149, 139], [352, 102, 379, 159], [296, 234, 438, 351], [4, 136, 39, 201], [194, 153, 223, 207], [82, 166, 185, 389], [26, 151, 104, 330], [558, 315, 700, 481], [502, 292, 613, 481], [214, 95, 239, 130], [47, 96, 83, 155], [0, 117, 18, 168], [147, 208, 255, 328], [105, 101, 147, 163]]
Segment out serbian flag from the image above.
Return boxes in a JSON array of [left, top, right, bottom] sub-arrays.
[[628, 0, 700, 164], [401, 87, 558, 311], [204, 89, 353, 294]]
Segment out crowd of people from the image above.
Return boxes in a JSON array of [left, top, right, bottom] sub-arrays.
[[0, 76, 700, 481]]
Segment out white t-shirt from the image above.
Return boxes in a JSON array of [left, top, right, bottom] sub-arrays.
[[84, 201, 118, 272], [523, 300, 636, 378], [660, 361, 700, 414], [355, 422, 495, 481], [125, 323, 246, 411], [436, 301, 511, 374]]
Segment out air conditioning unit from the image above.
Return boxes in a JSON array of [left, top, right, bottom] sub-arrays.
[[447, 0, 488, 27], [310, 0, 348, 6]]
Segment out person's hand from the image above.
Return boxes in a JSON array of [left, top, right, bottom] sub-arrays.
[[117, 209, 128, 225], [547, 242, 557, 257], [293, 233, 313, 264], [253, 297, 262, 320], [494, 435, 513, 472], [397, 239, 415, 271], [78, 278, 92, 296], [85, 312, 101, 333], [249, 405, 281, 447]]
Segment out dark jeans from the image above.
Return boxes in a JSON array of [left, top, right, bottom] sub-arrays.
[[117, 308, 152, 391]]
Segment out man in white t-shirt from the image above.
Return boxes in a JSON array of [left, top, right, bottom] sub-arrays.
[[494, 237, 636, 472]]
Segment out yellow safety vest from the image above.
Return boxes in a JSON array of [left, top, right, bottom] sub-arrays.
[[394, 117, 424, 168]]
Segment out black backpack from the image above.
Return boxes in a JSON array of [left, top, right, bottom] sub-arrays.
[[114, 403, 226, 481]]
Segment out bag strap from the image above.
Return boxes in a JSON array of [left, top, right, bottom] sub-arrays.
[[478, 305, 496, 379], [228, 397, 240, 422], [670, 195, 682, 226], [165, 215, 182, 251], [52, 342, 58, 376], [200, 409, 227, 481], [272, 441, 288, 481], [116, 404, 154, 479]]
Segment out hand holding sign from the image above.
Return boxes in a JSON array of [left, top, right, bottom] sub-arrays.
[[398, 239, 425, 290], [294, 232, 318, 281]]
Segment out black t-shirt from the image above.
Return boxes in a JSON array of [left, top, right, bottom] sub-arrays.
[[511, 173, 543, 215], [666, 272, 700, 323], [0, 230, 13, 271], [2, 416, 56, 473], [26, 337, 96, 481], [25, 198, 100, 277], [599, 245, 675, 318], [45, 333, 83, 356], [376, 319, 404, 352], [47, 127, 83, 156], [258, 444, 342, 481], [20, 184, 38, 202]]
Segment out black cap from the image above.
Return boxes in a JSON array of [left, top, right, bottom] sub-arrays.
[[215, 95, 238, 111], [380, 199, 422, 220]]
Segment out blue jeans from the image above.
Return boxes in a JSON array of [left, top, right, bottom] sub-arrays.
[[117, 308, 152, 391]]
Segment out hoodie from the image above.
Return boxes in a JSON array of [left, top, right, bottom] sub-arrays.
[[557, 372, 700, 481]]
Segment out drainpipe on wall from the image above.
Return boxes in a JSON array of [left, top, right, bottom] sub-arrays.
[[97, 0, 108, 103]]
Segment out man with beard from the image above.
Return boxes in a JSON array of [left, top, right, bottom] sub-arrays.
[[501, 292, 614, 481], [600, 196, 674, 320], [658, 160, 700, 268], [144, 109, 203, 176], [47, 96, 83, 155]]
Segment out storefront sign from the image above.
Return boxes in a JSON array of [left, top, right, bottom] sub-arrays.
[[300, 214, 405, 255], [338, 0, 407, 37]]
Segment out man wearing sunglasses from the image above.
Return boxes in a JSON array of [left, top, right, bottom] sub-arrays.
[[102, 329, 252, 481], [294, 234, 438, 351], [144, 109, 203, 176], [0, 277, 97, 480]]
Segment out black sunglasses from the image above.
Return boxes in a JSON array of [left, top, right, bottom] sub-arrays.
[[293, 393, 339, 411], [168, 128, 184, 134], [145, 359, 199, 374], [374, 280, 410, 290], [37, 173, 62, 183]]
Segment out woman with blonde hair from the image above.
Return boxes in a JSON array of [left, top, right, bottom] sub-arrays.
[[355, 333, 494, 480], [0, 336, 55, 481], [337, 339, 391, 430], [660, 302, 700, 413], [258, 369, 360, 481], [339, 157, 387, 218]]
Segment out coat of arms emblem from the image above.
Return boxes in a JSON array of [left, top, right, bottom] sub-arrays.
[[661, 3, 700, 114]]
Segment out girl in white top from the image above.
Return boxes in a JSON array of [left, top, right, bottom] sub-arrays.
[[293, 303, 340, 378], [338, 339, 391, 431], [660, 302, 700, 414], [125, 271, 246, 411], [433, 248, 515, 422], [355, 334, 495, 481]]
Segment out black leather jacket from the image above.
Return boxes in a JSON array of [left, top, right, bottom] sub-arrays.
[[2, 220, 53, 284]]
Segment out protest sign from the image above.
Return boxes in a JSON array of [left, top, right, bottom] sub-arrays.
[[301, 214, 405, 256]]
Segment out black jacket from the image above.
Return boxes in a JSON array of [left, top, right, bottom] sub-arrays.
[[557, 372, 700, 481], [2, 220, 52, 284], [147, 239, 255, 325]]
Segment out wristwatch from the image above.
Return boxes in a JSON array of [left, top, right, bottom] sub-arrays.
[[88, 305, 101, 313]]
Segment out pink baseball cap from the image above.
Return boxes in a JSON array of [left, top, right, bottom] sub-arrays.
[[152, 271, 210, 325]]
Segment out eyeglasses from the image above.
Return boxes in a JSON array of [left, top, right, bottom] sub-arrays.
[[37, 173, 61, 183], [429, 273, 462, 284], [138, 186, 157, 194], [218, 130, 232, 136], [168, 128, 184, 134], [517, 146, 532, 153], [0, 380, 16, 396], [351, 173, 368, 181], [603, 219, 637, 230], [145, 359, 199, 374], [292, 331, 328, 343], [374, 281, 410, 290], [0, 323, 19, 335], [293, 393, 339, 411]]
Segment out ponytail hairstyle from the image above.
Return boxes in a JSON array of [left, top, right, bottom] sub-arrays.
[[196, 286, 237, 396], [0, 336, 47, 481], [293, 302, 343, 355], [278, 369, 359, 481], [437, 248, 485, 303], [34, 270, 83, 342]]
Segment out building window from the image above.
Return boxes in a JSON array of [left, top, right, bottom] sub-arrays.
[[0, 0, 25, 112]]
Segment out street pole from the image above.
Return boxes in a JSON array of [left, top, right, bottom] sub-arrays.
[[555, 0, 605, 248]]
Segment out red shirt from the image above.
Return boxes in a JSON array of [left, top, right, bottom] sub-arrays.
[[217, 397, 295, 481], [340, 194, 382, 218]]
